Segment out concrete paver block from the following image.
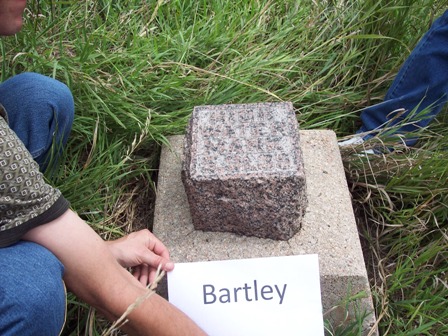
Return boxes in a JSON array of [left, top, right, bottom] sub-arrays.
[[154, 131, 377, 335]]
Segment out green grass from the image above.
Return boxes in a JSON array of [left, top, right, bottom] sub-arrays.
[[1, 0, 447, 335]]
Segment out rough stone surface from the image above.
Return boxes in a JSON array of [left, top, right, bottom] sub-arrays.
[[154, 131, 378, 335], [182, 102, 307, 240]]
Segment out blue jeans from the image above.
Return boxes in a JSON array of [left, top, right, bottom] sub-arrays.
[[0, 72, 74, 335], [359, 10, 448, 146], [0, 72, 74, 169], [0, 242, 66, 336]]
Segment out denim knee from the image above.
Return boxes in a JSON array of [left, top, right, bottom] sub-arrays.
[[0, 72, 75, 167], [0, 241, 66, 336], [359, 10, 448, 140]]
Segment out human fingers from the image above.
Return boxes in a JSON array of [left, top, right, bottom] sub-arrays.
[[111, 230, 175, 272], [132, 230, 174, 271], [133, 265, 141, 281], [132, 265, 150, 287], [138, 264, 150, 286], [149, 266, 157, 285], [138, 249, 174, 273], [144, 230, 171, 260]]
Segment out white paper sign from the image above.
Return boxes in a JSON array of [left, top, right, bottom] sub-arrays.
[[168, 254, 324, 336]]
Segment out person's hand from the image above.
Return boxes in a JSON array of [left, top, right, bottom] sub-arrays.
[[106, 229, 174, 286]]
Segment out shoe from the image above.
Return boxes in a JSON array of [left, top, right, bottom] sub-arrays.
[[338, 135, 376, 155], [338, 135, 365, 147]]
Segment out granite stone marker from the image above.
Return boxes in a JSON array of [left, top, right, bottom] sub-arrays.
[[181, 102, 307, 240]]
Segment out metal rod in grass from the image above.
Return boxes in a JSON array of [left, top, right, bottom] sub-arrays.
[[102, 265, 166, 336]]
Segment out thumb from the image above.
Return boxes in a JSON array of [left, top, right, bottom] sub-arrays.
[[142, 251, 174, 272]]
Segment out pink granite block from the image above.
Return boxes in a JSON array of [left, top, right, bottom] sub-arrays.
[[181, 102, 307, 240]]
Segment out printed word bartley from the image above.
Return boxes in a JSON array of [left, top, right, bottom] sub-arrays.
[[203, 280, 287, 305]]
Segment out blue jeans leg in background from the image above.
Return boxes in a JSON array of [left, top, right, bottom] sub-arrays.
[[359, 10, 448, 146], [0, 72, 74, 170], [0, 241, 66, 336]]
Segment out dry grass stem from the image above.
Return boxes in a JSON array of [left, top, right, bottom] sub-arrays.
[[102, 265, 166, 336]]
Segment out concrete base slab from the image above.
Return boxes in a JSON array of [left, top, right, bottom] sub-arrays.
[[153, 131, 377, 335]]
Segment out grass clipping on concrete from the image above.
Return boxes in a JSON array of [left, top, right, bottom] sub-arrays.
[[1, 0, 447, 335]]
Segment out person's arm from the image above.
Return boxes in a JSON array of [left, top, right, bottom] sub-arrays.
[[0, 110, 204, 335], [23, 210, 206, 336]]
